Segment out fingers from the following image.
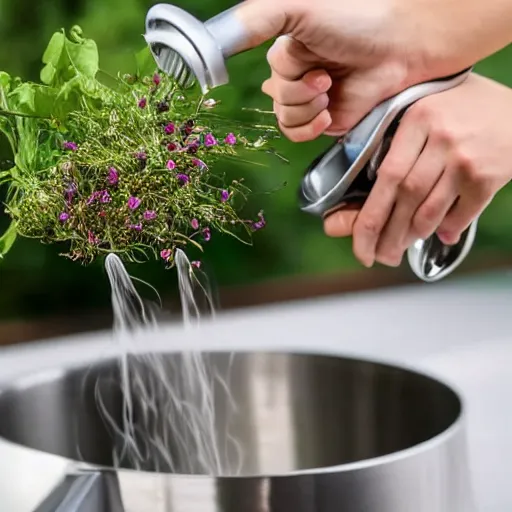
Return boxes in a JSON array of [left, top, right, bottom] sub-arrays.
[[262, 38, 334, 141], [350, 113, 429, 267], [374, 139, 446, 266], [436, 188, 493, 244], [409, 170, 459, 243], [324, 207, 360, 238]]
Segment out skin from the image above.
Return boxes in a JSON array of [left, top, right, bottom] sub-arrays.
[[229, 0, 512, 267], [324, 74, 512, 267]]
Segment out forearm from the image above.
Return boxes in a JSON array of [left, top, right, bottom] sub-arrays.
[[395, 0, 512, 78]]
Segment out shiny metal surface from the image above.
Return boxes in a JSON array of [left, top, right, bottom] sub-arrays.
[[298, 69, 477, 283], [0, 352, 473, 511], [145, 3, 246, 92]]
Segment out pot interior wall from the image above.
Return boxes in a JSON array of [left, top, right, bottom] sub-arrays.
[[0, 351, 461, 476]]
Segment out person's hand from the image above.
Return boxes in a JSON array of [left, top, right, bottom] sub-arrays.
[[323, 74, 512, 267], [232, 0, 512, 139]]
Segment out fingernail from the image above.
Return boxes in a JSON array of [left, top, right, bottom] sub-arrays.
[[437, 231, 454, 244]]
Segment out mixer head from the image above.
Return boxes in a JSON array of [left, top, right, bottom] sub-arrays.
[[145, 4, 230, 93]]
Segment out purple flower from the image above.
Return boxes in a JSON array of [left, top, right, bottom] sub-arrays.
[[166, 160, 176, 170], [186, 142, 199, 154], [203, 227, 211, 242], [204, 133, 217, 147], [191, 218, 199, 230], [144, 210, 157, 221], [138, 97, 147, 109], [160, 248, 172, 260], [63, 141, 78, 151], [164, 123, 175, 135], [191, 260, 201, 269], [220, 189, 229, 203], [192, 158, 207, 170], [59, 212, 69, 222], [107, 167, 119, 185], [224, 133, 236, 145], [176, 173, 189, 185], [127, 196, 141, 210], [252, 211, 266, 231], [153, 73, 161, 86], [128, 223, 143, 231], [157, 101, 169, 113], [134, 151, 147, 161], [64, 182, 77, 202], [167, 142, 178, 152], [88, 231, 99, 245], [100, 190, 111, 204]]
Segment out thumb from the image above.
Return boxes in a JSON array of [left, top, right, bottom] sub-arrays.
[[226, 0, 292, 52]]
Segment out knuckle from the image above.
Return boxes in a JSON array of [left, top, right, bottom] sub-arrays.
[[399, 175, 425, 199], [412, 203, 440, 237], [354, 215, 382, 237], [378, 160, 404, 184]]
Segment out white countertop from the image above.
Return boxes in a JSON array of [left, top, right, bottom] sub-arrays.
[[0, 270, 512, 511]]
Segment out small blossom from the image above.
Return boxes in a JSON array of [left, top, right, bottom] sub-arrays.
[[160, 248, 172, 260], [191, 260, 201, 269], [224, 133, 236, 145], [63, 141, 78, 151], [191, 218, 199, 230], [88, 231, 99, 245], [204, 133, 217, 147], [166, 160, 176, 170], [192, 158, 207, 170], [176, 173, 189, 185], [203, 227, 211, 242], [127, 196, 141, 210], [138, 97, 147, 109], [59, 212, 69, 222], [144, 210, 157, 221], [98, 211, 106, 218], [252, 211, 266, 231], [64, 182, 77, 202], [100, 190, 111, 204], [164, 123, 175, 135], [220, 189, 229, 202], [186, 142, 199, 154], [202, 98, 217, 108], [167, 142, 178, 152], [107, 167, 119, 185], [157, 101, 169, 113], [128, 223, 143, 231], [134, 151, 147, 161], [153, 73, 161, 86]]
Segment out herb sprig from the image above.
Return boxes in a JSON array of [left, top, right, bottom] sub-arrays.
[[0, 26, 278, 269]]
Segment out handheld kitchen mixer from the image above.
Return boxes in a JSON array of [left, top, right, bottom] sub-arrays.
[[144, 3, 478, 282]]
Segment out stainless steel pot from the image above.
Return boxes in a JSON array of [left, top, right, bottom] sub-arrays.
[[0, 351, 475, 512]]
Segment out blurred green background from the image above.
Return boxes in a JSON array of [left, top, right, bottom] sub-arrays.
[[0, 0, 511, 324]]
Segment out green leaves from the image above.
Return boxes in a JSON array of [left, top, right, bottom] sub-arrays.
[[135, 47, 157, 79], [0, 220, 17, 259], [41, 26, 99, 87]]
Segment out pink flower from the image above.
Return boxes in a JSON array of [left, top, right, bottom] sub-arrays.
[[127, 196, 141, 210], [164, 123, 175, 135], [160, 249, 172, 260], [203, 227, 211, 242], [191, 261, 201, 269], [128, 223, 143, 231], [224, 133, 236, 145], [88, 231, 99, 245], [63, 141, 78, 151], [192, 158, 207, 170], [191, 218, 199, 230], [59, 212, 69, 222], [167, 142, 178, 152], [220, 190, 229, 202], [153, 73, 161, 86], [107, 167, 119, 185], [144, 210, 157, 221], [176, 173, 189, 185], [138, 97, 147, 109], [166, 160, 176, 170], [204, 133, 217, 147]]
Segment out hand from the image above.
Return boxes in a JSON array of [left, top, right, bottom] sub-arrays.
[[323, 74, 512, 267], [232, 0, 512, 139]]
